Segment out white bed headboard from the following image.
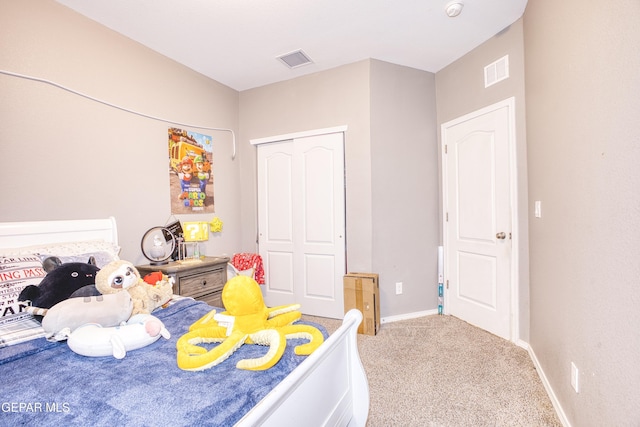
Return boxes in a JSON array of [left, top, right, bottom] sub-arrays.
[[0, 217, 118, 249]]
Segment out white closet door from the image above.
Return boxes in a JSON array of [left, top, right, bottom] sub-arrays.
[[258, 132, 345, 318]]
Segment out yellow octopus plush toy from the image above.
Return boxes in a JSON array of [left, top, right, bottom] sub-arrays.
[[176, 275, 324, 371]]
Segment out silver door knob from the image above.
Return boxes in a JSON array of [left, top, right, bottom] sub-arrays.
[[496, 232, 506, 239]]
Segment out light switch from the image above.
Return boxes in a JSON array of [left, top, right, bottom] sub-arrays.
[[534, 201, 542, 218]]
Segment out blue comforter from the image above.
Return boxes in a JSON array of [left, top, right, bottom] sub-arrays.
[[0, 298, 326, 427]]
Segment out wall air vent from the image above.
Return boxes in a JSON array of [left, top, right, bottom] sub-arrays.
[[484, 55, 509, 88], [277, 49, 313, 69]]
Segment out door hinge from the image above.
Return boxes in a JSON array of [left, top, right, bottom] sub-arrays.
[[446, 280, 449, 289], [444, 144, 448, 154], [446, 212, 449, 222]]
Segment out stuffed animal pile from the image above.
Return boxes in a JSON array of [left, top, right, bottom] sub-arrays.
[[17, 257, 173, 357]]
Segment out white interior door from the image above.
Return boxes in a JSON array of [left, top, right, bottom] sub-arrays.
[[442, 98, 516, 341], [257, 132, 346, 318]]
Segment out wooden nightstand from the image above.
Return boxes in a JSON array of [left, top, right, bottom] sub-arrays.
[[136, 256, 229, 307]]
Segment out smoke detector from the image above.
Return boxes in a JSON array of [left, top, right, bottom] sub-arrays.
[[445, 1, 464, 17], [277, 49, 313, 69]]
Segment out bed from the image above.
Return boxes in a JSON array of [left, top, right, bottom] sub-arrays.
[[0, 217, 369, 426]]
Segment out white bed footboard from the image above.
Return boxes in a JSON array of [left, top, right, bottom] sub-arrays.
[[237, 309, 370, 427]]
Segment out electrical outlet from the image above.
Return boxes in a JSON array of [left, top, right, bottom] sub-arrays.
[[395, 282, 403, 295], [571, 362, 579, 393]]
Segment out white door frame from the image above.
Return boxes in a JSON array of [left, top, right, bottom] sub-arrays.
[[250, 125, 348, 146], [441, 98, 520, 343]]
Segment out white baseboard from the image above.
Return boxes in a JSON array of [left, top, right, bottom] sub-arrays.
[[526, 344, 572, 427], [381, 309, 438, 324]]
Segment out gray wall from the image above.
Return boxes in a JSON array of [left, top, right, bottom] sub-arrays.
[[370, 60, 439, 316], [524, 0, 640, 424], [0, 0, 242, 263], [435, 19, 530, 340], [239, 59, 440, 318]]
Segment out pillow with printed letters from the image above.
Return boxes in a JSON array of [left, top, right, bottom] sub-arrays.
[[0, 255, 47, 346], [0, 255, 46, 318]]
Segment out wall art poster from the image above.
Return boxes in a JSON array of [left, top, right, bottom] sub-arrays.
[[168, 128, 214, 214]]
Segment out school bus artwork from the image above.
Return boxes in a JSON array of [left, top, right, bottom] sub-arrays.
[[168, 130, 211, 173]]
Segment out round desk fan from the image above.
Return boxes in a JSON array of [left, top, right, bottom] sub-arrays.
[[140, 227, 176, 265]]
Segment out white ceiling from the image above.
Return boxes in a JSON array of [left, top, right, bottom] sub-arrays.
[[55, 0, 527, 92]]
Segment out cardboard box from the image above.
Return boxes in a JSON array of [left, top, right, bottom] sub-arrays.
[[344, 273, 380, 335]]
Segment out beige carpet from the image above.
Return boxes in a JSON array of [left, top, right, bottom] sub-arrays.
[[302, 314, 562, 427]]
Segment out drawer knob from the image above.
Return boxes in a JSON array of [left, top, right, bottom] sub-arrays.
[[201, 279, 207, 286]]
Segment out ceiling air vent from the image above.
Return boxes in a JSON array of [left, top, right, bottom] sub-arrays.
[[277, 49, 313, 69], [484, 55, 509, 88]]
